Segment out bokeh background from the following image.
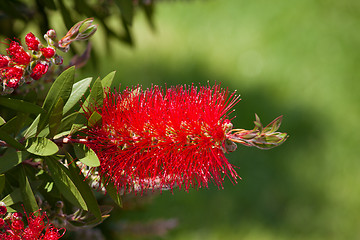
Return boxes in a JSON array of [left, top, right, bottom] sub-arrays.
[[4, 0, 360, 239]]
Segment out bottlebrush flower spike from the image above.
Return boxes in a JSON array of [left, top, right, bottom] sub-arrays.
[[83, 84, 241, 193]]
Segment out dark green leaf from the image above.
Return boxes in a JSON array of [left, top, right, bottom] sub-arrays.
[[1, 188, 22, 207], [44, 157, 88, 210], [105, 180, 122, 207], [101, 71, 116, 94], [54, 112, 87, 139], [63, 77, 92, 115], [66, 154, 101, 221], [74, 144, 100, 167], [0, 128, 25, 150], [19, 166, 39, 213], [37, 66, 75, 134], [0, 97, 44, 114], [0, 174, 5, 195], [25, 137, 59, 156], [0, 149, 29, 174], [48, 98, 64, 138], [0, 113, 29, 135]]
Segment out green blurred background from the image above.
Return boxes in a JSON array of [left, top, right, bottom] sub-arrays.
[[75, 0, 360, 239], [6, 0, 360, 239]]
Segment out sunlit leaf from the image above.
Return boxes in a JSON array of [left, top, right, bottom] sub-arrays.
[[63, 77, 92, 114], [1, 188, 22, 207], [74, 144, 100, 167], [25, 137, 59, 156], [48, 97, 64, 138], [105, 180, 122, 207]]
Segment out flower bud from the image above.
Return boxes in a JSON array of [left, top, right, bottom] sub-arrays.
[[0, 55, 10, 68], [41, 47, 55, 58], [0, 205, 7, 216], [30, 61, 49, 80], [11, 219, 24, 230], [25, 32, 41, 51], [46, 29, 57, 40], [53, 55, 63, 65]]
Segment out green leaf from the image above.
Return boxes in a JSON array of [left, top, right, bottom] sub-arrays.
[[105, 180, 122, 207], [25, 137, 59, 156], [24, 115, 40, 139], [44, 157, 88, 210], [0, 97, 45, 114], [0, 174, 5, 195], [48, 98, 64, 138], [66, 154, 102, 221], [0, 128, 25, 150], [101, 71, 116, 94], [0, 116, 6, 126], [54, 112, 87, 139], [58, 0, 74, 29], [19, 166, 39, 213], [1, 188, 22, 207], [88, 111, 102, 127], [0, 113, 29, 135], [63, 77, 92, 115], [74, 144, 100, 167], [37, 66, 75, 134], [0, 149, 29, 174], [81, 77, 103, 114]]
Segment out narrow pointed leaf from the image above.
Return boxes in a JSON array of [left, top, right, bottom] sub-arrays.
[[264, 115, 283, 133], [0, 128, 25, 150], [48, 97, 64, 138], [37, 66, 75, 134], [81, 77, 103, 114], [0, 116, 5, 126], [1, 188, 22, 207], [24, 115, 40, 139], [25, 137, 59, 156], [63, 77, 92, 115], [0, 149, 29, 174], [44, 157, 88, 210], [0, 97, 45, 114], [20, 166, 39, 213], [105, 180, 122, 207], [88, 111, 102, 127], [114, 0, 134, 25], [101, 71, 116, 94], [66, 153, 102, 221], [74, 144, 100, 167]]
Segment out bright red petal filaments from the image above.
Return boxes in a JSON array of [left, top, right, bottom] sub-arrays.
[[83, 84, 241, 193], [6, 41, 31, 66], [25, 32, 40, 51]]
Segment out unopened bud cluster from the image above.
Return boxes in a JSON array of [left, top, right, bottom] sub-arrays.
[[0, 18, 97, 95]]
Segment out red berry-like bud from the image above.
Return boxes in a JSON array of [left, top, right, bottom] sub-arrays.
[[11, 212, 23, 220], [11, 219, 24, 230], [7, 78, 20, 88], [1, 67, 24, 85], [0, 55, 10, 68], [7, 41, 31, 65], [41, 47, 55, 58], [30, 62, 49, 80], [0, 206, 7, 216], [25, 32, 40, 51]]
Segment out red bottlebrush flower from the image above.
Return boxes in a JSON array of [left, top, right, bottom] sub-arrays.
[[83, 84, 241, 193], [30, 62, 49, 80], [0, 55, 10, 68], [7, 41, 31, 66], [40, 47, 55, 59], [0, 210, 65, 240], [25, 32, 40, 51]]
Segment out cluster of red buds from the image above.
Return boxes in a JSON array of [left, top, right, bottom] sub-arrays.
[[0, 203, 65, 240], [0, 18, 97, 95]]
